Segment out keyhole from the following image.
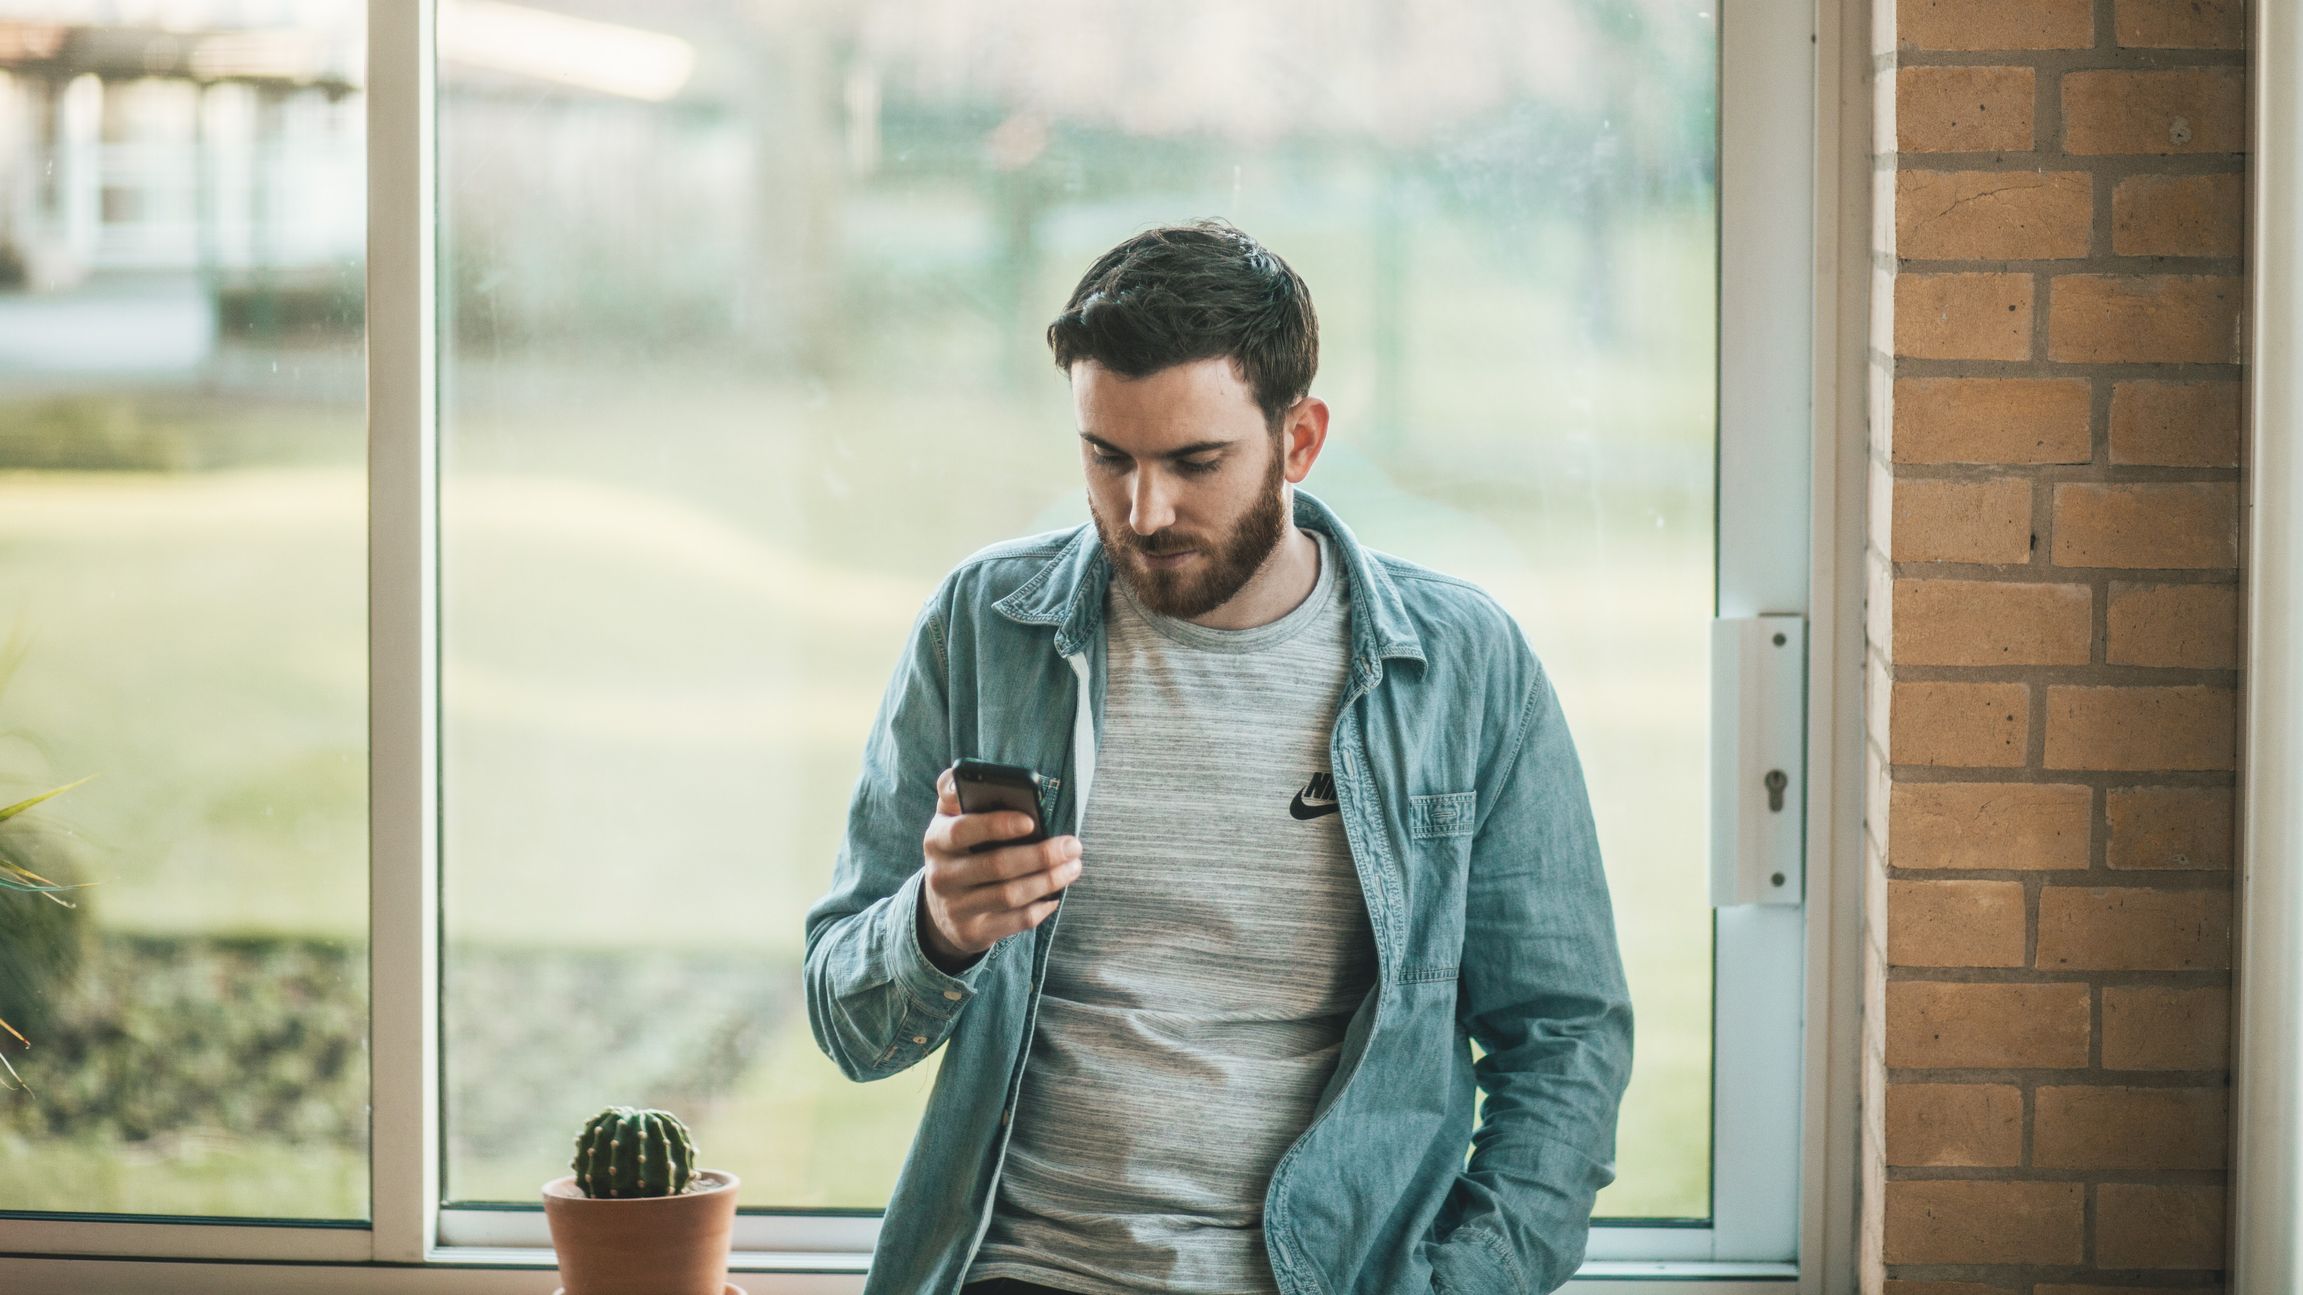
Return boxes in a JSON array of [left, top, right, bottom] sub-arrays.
[[1764, 769, 1788, 812]]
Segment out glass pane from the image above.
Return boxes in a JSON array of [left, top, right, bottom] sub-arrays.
[[440, 0, 1714, 1222], [0, 3, 369, 1219]]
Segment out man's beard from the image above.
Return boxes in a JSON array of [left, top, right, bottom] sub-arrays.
[[1091, 446, 1288, 621]]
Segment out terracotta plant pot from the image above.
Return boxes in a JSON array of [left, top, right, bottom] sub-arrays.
[[551, 1289, 746, 1295], [541, 1170, 741, 1295], [551, 1289, 745, 1295]]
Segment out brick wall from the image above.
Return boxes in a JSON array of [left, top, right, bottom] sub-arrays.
[[1860, 1, 2246, 1291]]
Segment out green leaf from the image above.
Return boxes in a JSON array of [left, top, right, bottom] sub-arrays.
[[0, 1012, 25, 1094], [0, 875, 89, 901], [0, 847, 85, 906], [0, 774, 93, 824]]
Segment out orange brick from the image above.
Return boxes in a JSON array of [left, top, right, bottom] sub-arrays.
[[1893, 476, 2035, 563], [1891, 781, 2092, 870], [1897, 170, 2091, 260], [2114, 173, 2246, 258], [1882, 1179, 2084, 1265], [2044, 684, 2237, 770], [1893, 376, 2091, 465], [2115, 0, 2246, 49], [2048, 275, 2243, 363], [2051, 482, 2239, 569], [1888, 879, 2028, 967], [1897, 272, 2034, 359], [2035, 1084, 2228, 1169], [2036, 885, 2232, 970], [1885, 980, 2091, 1068], [2108, 785, 2235, 870], [1884, 1082, 2022, 1166], [2094, 1184, 2227, 1268], [1900, 0, 2093, 48], [2110, 379, 2242, 467], [1898, 66, 2037, 153], [2063, 67, 2248, 154], [2107, 581, 2240, 668], [1893, 681, 2029, 768], [2103, 984, 2231, 1069], [1893, 578, 2090, 666]]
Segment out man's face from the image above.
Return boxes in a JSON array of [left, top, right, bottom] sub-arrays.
[[1072, 356, 1291, 620]]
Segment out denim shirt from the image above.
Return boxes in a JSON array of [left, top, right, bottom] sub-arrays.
[[802, 487, 1635, 1295]]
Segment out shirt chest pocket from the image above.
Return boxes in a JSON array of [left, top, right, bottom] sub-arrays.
[[1408, 790, 1476, 840], [1398, 789, 1477, 982]]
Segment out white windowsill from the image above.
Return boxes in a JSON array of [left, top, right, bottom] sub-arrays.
[[0, 1250, 1800, 1294]]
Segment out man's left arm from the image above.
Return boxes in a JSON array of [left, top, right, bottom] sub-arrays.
[[1428, 659, 1636, 1295]]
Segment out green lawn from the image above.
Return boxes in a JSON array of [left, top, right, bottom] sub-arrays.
[[0, 1129, 366, 1220]]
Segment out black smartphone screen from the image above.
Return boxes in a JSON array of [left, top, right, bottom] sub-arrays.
[[952, 758, 1049, 855], [952, 760, 1063, 900]]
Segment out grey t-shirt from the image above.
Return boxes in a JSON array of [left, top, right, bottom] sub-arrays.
[[964, 527, 1380, 1295]]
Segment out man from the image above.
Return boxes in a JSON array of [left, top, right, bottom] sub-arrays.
[[803, 219, 1633, 1295]]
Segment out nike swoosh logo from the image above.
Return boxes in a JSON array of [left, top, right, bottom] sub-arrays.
[[1290, 791, 1340, 820]]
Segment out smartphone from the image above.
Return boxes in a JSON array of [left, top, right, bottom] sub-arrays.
[[951, 757, 1064, 897]]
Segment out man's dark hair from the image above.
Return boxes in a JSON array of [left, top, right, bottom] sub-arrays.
[[1046, 219, 1318, 434]]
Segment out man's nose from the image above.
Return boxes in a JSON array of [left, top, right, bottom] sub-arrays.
[[1128, 471, 1176, 537]]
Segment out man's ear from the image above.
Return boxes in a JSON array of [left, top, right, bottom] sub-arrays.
[[1282, 396, 1329, 483]]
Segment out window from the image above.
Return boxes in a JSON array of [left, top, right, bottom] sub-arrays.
[[1, 0, 1847, 1287], [0, 1, 371, 1225]]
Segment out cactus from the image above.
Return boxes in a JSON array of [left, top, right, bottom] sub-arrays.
[[571, 1105, 698, 1199]]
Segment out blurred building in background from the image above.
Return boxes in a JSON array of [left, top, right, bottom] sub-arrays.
[[0, 0, 1710, 390], [0, 8, 360, 381]]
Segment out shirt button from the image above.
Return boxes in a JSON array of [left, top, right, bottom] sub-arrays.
[[943, 989, 963, 1000], [911, 1034, 928, 1044]]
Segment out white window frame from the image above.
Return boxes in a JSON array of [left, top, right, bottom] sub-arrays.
[[0, 0, 1868, 1289]]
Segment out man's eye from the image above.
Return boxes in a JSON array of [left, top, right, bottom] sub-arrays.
[[1090, 452, 1217, 475]]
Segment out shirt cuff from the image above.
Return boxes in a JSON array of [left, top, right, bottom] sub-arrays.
[[890, 867, 996, 1011]]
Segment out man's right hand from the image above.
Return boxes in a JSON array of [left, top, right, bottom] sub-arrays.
[[917, 765, 1083, 973]]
